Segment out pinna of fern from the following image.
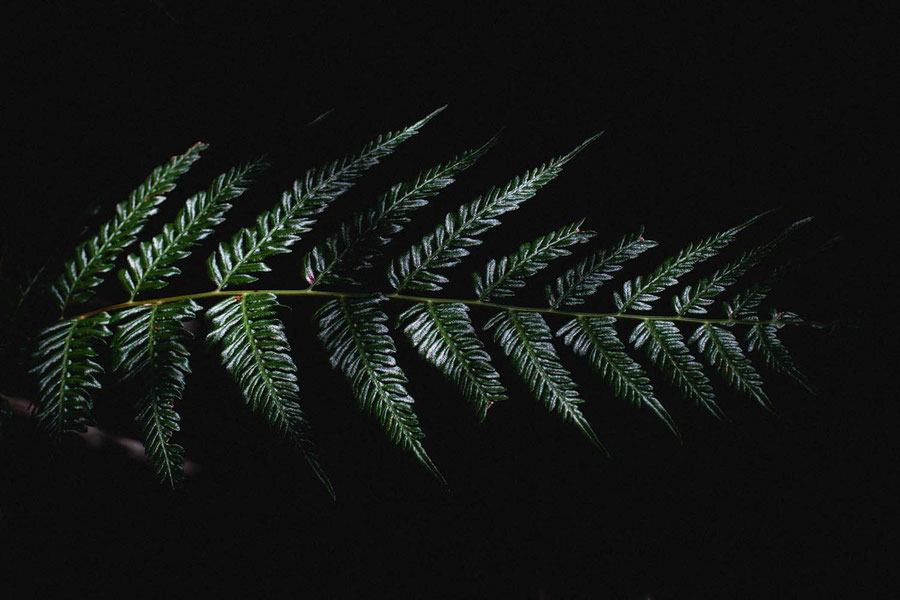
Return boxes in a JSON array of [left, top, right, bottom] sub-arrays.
[[27, 107, 816, 494]]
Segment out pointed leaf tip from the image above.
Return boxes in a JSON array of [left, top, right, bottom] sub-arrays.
[[584, 424, 611, 457], [562, 132, 604, 162], [306, 107, 336, 128], [418, 449, 447, 486], [309, 459, 336, 500], [419, 105, 448, 125], [734, 208, 779, 233]]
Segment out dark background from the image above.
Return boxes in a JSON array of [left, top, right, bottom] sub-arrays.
[[1, 3, 896, 597]]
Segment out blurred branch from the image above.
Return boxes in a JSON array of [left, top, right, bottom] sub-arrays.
[[0, 392, 200, 476]]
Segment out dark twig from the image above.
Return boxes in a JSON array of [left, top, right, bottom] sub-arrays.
[[0, 392, 201, 476]]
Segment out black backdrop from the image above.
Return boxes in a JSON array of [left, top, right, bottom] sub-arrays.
[[2, 3, 896, 598]]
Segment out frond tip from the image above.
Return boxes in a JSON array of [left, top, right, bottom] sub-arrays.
[[747, 311, 813, 393], [614, 212, 768, 313]]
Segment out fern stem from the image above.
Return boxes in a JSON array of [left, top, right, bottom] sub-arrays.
[[71, 288, 797, 326]]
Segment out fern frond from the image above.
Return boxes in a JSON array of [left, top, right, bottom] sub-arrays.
[[673, 218, 812, 316], [546, 228, 657, 308], [315, 295, 443, 482], [206, 293, 333, 497], [111, 299, 200, 488], [747, 311, 813, 392], [398, 302, 506, 421], [690, 323, 770, 410], [304, 137, 497, 289], [558, 317, 678, 437], [473, 220, 594, 301], [31, 313, 112, 436], [611, 219, 773, 417], [614, 213, 767, 313], [630, 320, 721, 419], [208, 108, 444, 289], [388, 134, 601, 292], [119, 160, 265, 300], [51, 143, 206, 312], [26, 113, 822, 492], [485, 310, 606, 452], [725, 283, 770, 321], [674, 245, 773, 317]]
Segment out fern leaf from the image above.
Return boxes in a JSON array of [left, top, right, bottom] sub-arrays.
[[558, 317, 678, 437], [398, 302, 506, 421], [119, 160, 265, 300], [51, 143, 206, 312], [674, 246, 773, 316], [484, 310, 606, 452], [31, 313, 112, 436], [388, 134, 601, 292], [473, 220, 594, 301], [747, 311, 813, 392], [614, 213, 767, 313], [208, 108, 444, 289], [690, 323, 771, 410], [630, 320, 722, 419], [26, 116, 822, 491], [304, 137, 497, 289], [674, 217, 812, 316], [111, 299, 200, 488], [315, 295, 443, 482], [725, 283, 771, 321], [206, 293, 333, 497], [546, 228, 657, 308]]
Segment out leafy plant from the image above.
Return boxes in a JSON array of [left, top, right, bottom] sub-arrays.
[[21, 108, 816, 494]]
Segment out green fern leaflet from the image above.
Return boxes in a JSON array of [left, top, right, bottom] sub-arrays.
[[51, 143, 206, 313], [111, 299, 200, 488]]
